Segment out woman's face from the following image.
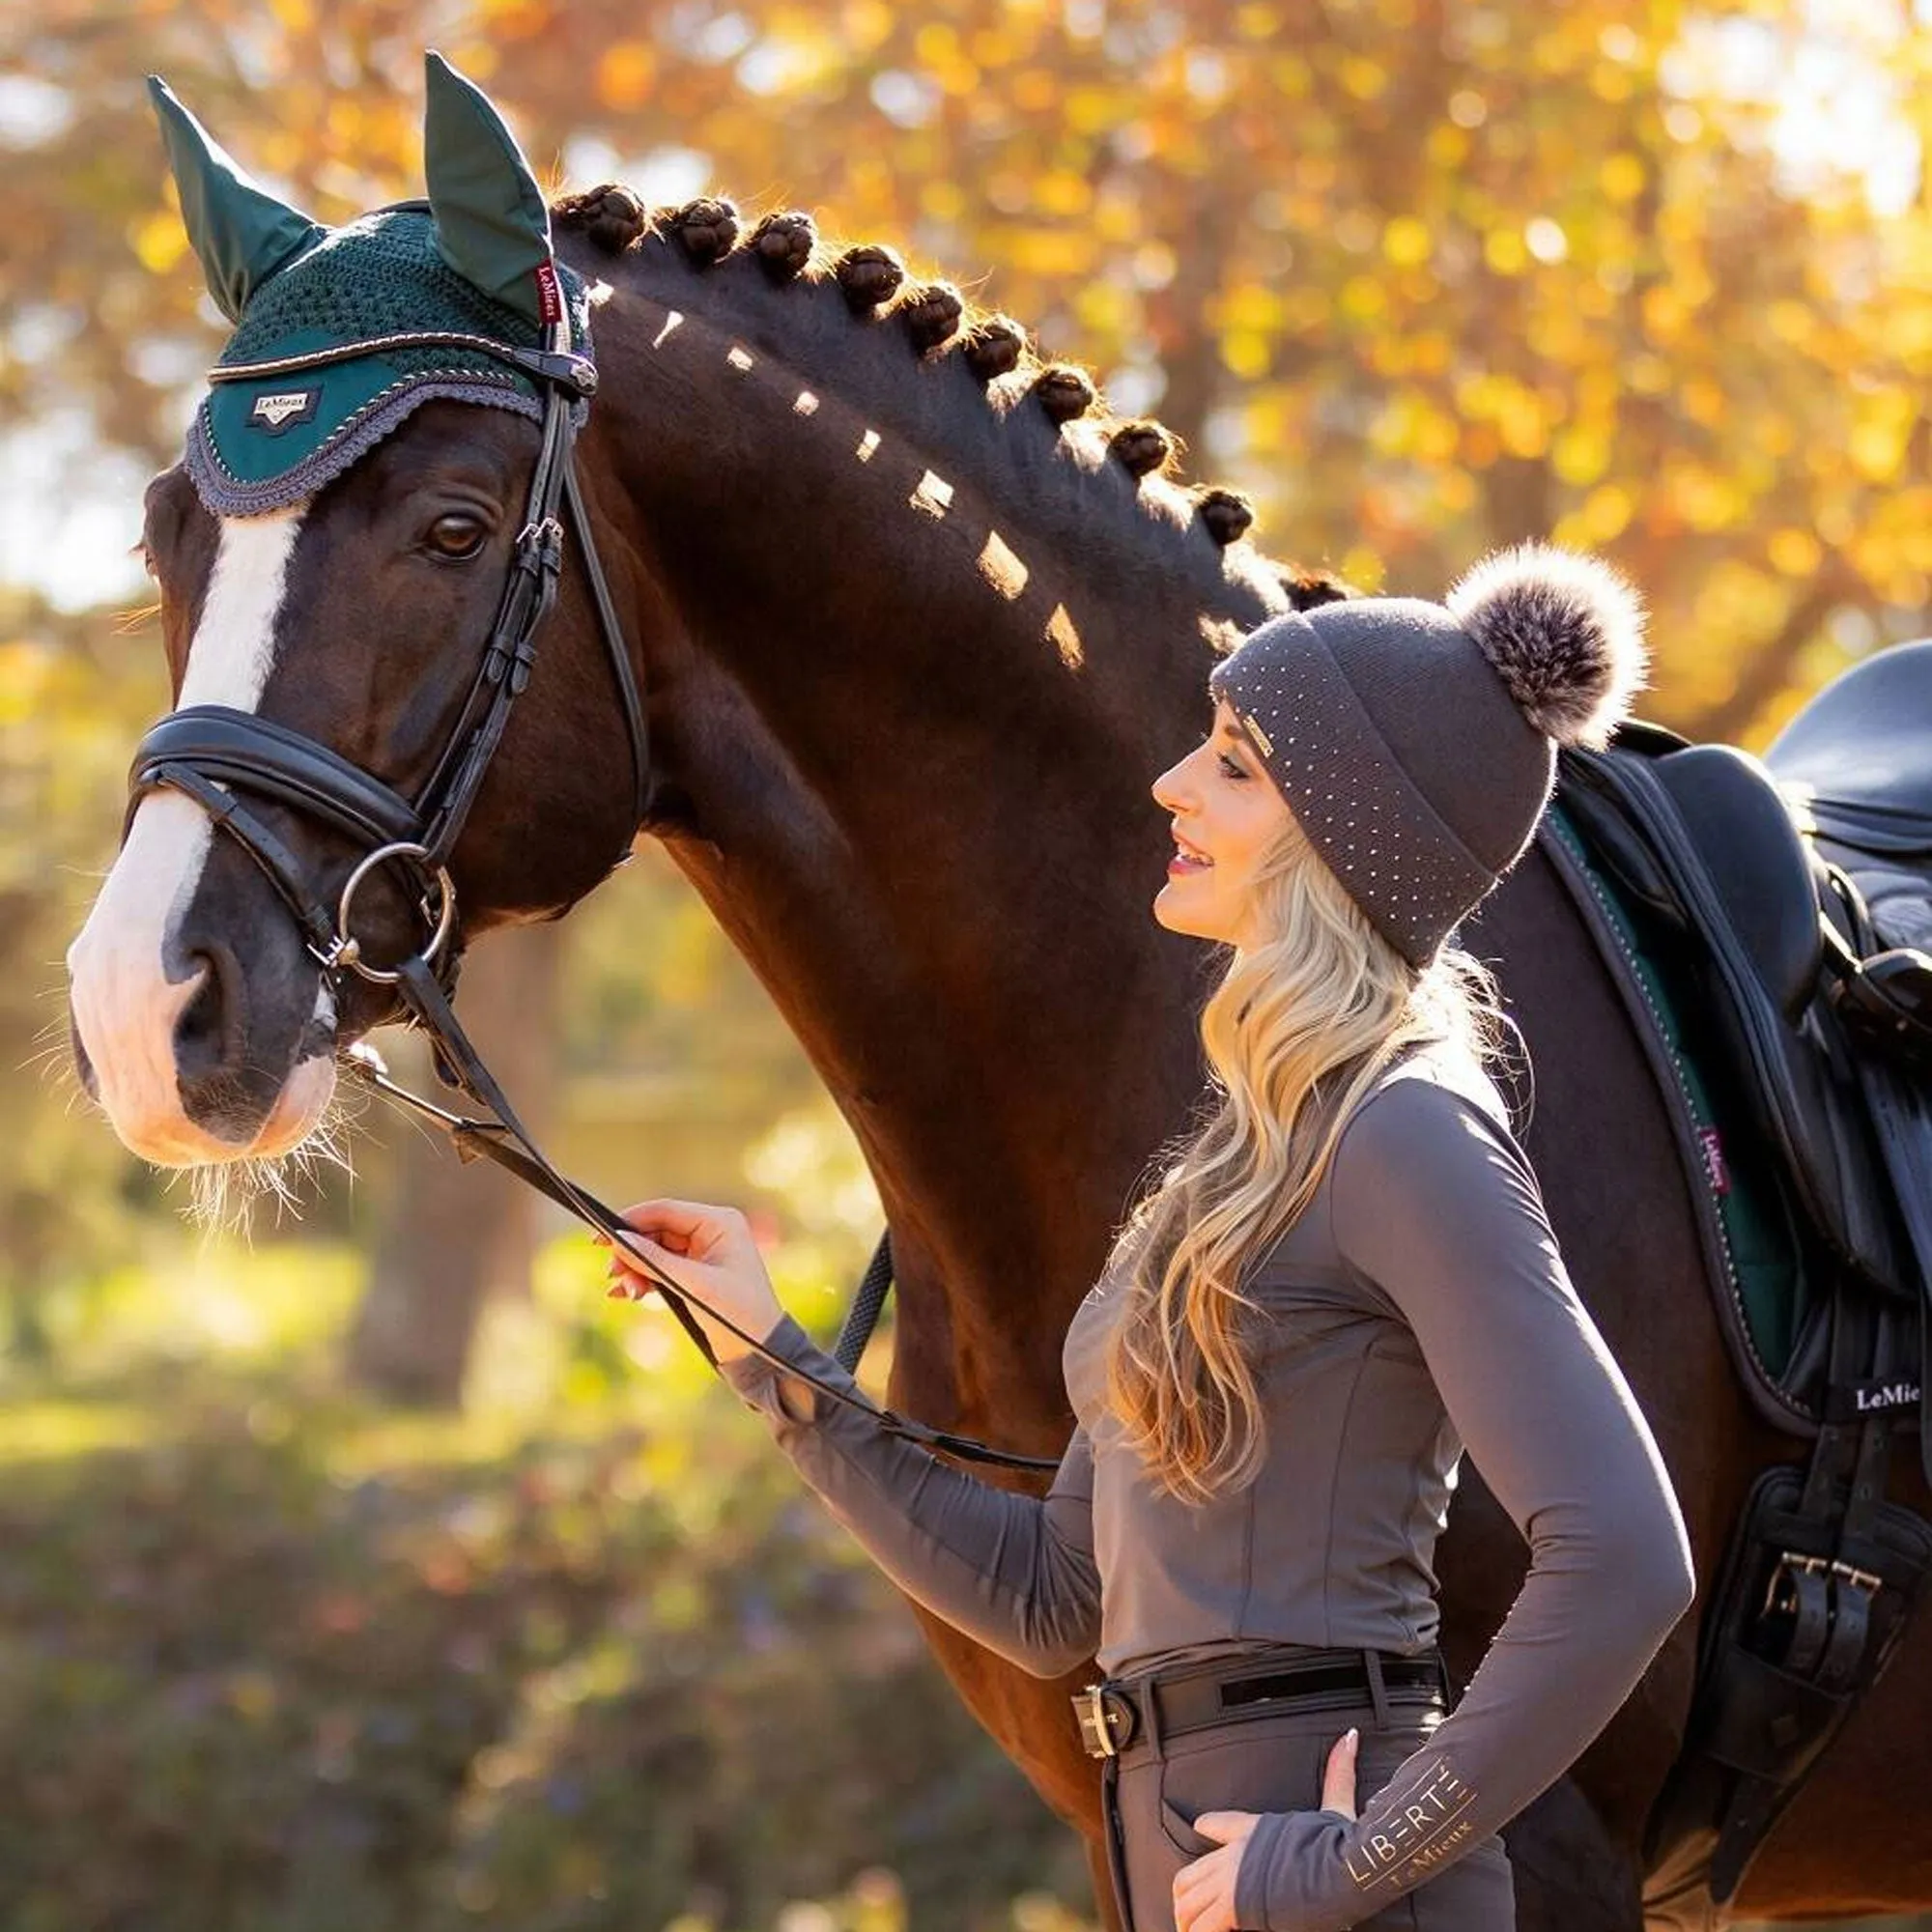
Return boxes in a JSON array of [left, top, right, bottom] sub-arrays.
[[1150, 696, 1294, 948]]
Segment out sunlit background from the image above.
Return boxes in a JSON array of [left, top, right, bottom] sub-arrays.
[[2, 1, 1930, 1926]]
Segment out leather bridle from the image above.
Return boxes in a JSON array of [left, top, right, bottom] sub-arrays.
[[126, 306, 1061, 1475], [131, 330, 644, 985]]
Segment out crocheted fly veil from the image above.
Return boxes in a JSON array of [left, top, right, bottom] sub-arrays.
[[151, 52, 594, 517]]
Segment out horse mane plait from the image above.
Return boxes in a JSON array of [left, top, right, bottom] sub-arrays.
[[551, 183, 1348, 611]]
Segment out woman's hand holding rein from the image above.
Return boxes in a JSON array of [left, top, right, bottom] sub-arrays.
[[598, 1198, 788, 1364]]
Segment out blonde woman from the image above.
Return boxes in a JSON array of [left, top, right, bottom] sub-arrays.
[[605, 543, 1695, 1932]]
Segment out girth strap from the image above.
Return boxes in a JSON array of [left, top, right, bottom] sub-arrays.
[[1690, 1287, 1932, 1902]]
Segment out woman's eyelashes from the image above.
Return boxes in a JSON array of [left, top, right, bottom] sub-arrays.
[[1218, 753, 1249, 781]]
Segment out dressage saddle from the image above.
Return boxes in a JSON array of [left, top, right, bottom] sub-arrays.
[[1540, 639, 1932, 1909], [1766, 637, 1932, 956], [1553, 702, 1929, 1327]]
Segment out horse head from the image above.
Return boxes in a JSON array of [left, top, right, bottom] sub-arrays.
[[69, 50, 1340, 1204], [67, 55, 655, 1168]]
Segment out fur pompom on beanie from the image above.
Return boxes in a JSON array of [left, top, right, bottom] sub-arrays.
[[1445, 542, 1648, 751], [1206, 539, 1651, 968]]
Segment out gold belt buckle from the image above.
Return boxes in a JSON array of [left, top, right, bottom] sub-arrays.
[[1074, 1682, 1131, 1757]]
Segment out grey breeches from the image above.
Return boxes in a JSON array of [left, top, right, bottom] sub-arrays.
[[1098, 1685, 1516, 1930]]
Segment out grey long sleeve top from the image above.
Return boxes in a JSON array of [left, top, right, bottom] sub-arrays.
[[716, 1040, 1696, 1930]]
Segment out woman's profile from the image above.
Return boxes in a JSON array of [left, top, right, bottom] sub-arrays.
[[603, 540, 1696, 1932]]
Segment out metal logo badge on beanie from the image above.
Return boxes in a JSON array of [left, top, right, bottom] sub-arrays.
[[1207, 543, 1649, 969]]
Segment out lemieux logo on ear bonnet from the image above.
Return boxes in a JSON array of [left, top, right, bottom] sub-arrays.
[[149, 52, 594, 517]]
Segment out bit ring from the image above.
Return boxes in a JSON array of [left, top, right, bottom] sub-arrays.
[[329, 840, 456, 983]]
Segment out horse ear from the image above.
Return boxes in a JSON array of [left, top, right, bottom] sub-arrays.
[[147, 76, 325, 323], [422, 50, 554, 327]]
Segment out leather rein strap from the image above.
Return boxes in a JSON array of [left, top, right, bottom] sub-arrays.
[[128, 318, 1061, 1476], [364, 956, 1059, 1470]]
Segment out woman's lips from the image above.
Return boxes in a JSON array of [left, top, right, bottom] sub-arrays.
[[1168, 848, 1212, 874]]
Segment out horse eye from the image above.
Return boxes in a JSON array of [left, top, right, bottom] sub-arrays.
[[425, 513, 488, 560]]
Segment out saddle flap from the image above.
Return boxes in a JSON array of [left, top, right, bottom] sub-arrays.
[[1556, 740, 1918, 1311], [1647, 744, 1826, 1025]]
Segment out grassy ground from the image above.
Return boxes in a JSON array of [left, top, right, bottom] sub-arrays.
[[0, 1236, 1096, 1932], [0, 1239, 1919, 1931]]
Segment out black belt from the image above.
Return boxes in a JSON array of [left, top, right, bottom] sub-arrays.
[[1073, 1644, 1450, 1759]]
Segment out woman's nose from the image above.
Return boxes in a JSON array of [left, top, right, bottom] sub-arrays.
[[1151, 756, 1191, 809]]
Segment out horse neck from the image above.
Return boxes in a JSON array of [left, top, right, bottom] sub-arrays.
[[575, 240, 1276, 1428]]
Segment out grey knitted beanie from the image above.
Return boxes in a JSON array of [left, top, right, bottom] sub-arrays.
[[1206, 541, 1648, 968]]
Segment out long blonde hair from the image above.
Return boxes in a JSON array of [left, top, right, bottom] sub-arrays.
[[1100, 803, 1514, 1505]]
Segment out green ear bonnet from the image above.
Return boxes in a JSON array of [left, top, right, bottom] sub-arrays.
[[152, 55, 594, 518]]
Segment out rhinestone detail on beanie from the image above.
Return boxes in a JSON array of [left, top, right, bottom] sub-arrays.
[[1208, 611, 1498, 969]]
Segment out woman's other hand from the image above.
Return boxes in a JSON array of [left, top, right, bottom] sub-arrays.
[[1175, 1726, 1358, 1932], [599, 1198, 786, 1363]]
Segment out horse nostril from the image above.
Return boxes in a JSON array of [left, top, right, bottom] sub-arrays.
[[171, 952, 229, 1086], [69, 1017, 98, 1098]]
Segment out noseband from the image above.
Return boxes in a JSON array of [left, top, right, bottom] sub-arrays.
[[125, 317, 1059, 1476], [129, 332, 648, 988]]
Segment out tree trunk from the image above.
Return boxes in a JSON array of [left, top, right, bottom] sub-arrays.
[[345, 922, 565, 1406], [1146, 176, 1234, 471], [1689, 564, 1859, 748]]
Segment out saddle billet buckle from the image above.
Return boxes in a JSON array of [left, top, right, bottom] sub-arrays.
[[1073, 1682, 1135, 1758], [1831, 1557, 1884, 1597], [1764, 1550, 1823, 1619], [1764, 1549, 1884, 1617]]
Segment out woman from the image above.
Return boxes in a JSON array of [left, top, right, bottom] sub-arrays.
[[603, 541, 1696, 1932]]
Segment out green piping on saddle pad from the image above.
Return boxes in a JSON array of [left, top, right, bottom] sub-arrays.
[[1545, 802, 1810, 1378]]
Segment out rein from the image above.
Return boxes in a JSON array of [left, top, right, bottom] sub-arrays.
[[129, 316, 1063, 1476]]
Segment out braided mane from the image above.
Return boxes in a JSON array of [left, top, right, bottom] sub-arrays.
[[553, 185, 1350, 617]]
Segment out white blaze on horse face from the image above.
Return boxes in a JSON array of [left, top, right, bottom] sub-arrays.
[[67, 505, 333, 1163], [176, 509, 303, 708]]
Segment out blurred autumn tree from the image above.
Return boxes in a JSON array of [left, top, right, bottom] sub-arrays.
[[6, 0, 1929, 1391], [8, 0, 1931, 733]]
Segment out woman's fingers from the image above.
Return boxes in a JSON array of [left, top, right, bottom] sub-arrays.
[[617, 1196, 714, 1231], [622, 1198, 734, 1244], [614, 1200, 766, 1280], [605, 1200, 746, 1300], [1320, 1727, 1360, 1821], [606, 1252, 657, 1299], [602, 1213, 696, 1300], [599, 1198, 783, 1363]]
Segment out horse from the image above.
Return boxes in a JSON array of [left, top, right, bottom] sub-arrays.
[[63, 70, 1930, 1932]]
